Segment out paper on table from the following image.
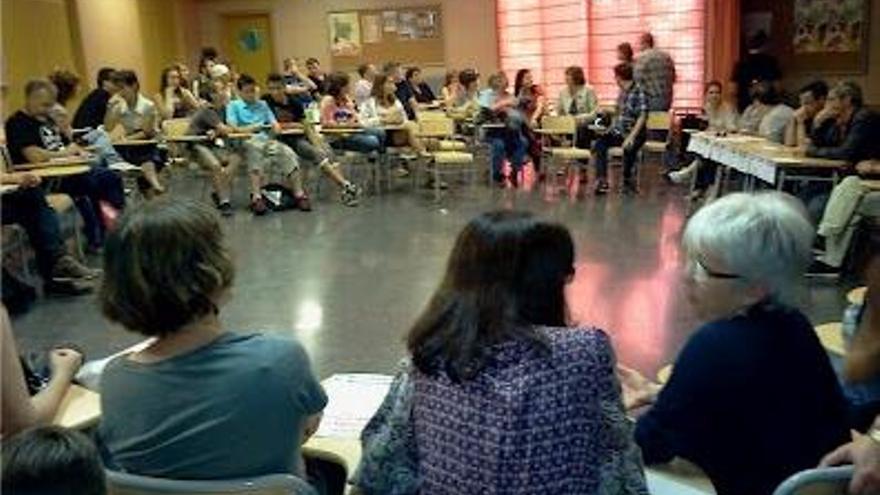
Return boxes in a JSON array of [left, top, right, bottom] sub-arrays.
[[315, 373, 393, 439]]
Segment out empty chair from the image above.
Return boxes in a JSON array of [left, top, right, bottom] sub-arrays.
[[106, 471, 317, 495], [772, 466, 854, 495]]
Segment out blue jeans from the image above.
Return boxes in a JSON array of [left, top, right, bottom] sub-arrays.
[[83, 128, 125, 167], [332, 127, 386, 154], [486, 125, 527, 182], [592, 130, 646, 182], [1, 187, 65, 279], [59, 168, 125, 247]]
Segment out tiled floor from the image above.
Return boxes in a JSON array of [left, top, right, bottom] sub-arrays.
[[11, 164, 853, 380]]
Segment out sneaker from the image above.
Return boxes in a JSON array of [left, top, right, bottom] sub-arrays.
[[250, 196, 268, 216], [340, 184, 361, 207], [294, 195, 313, 212], [218, 201, 234, 217], [45, 278, 95, 296], [806, 260, 840, 279], [668, 168, 694, 185], [51, 255, 101, 281], [594, 180, 609, 195]]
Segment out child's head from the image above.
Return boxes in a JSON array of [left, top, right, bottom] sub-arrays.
[[2, 427, 106, 495]]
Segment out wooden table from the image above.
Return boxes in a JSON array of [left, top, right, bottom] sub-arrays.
[[11, 156, 92, 171], [112, 139, 159, 146], [319, 126, 365, 135], [165, 135, 210, 143], [52, 384, 102, 430], [28, 165, 91, 178]]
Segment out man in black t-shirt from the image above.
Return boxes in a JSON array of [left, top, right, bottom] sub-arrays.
[[305, 58, 327, 99], [384, 62, 418, 121], [5, 79, 125, 250], [263, 73, 361, 207], [72, 67, 118, 130]]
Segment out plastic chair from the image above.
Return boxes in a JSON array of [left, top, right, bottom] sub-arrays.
[[772, 466, 854, 495], [538, 115, 592, 193], [106, 471, 317, 495]]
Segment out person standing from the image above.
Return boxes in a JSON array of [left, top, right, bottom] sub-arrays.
[[633, 32, 676, 112]]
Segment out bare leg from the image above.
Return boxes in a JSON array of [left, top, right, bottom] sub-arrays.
[[286, 168, 306, 197], [319, 159, 348, 188], [141, 161, 164, 193], [249, 170, 263, 199]]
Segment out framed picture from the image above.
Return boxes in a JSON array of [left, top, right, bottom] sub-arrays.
[[791, 0, 869, 73], [328, 12, 362, 57]]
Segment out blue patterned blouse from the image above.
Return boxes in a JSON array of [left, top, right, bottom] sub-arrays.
[[352, 326, 648, 495]]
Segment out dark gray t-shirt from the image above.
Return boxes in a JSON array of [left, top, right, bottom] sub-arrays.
[[98, 332, 326, 479], [187, 106, 224, 135]]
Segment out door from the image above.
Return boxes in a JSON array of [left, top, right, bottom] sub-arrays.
[[222, 14, 275, 82]]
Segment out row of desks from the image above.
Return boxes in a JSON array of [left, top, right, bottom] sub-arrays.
[[686, 131, 847, 190]]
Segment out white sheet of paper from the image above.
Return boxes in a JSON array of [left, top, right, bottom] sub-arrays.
[[315, 373, 393, 439]]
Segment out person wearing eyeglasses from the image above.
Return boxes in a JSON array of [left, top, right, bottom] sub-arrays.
[[618, 191, 850, 495]]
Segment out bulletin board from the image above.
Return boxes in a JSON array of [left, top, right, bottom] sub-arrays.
[[328, 6, 444, 71]]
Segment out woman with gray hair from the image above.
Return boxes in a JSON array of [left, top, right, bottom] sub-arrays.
[[619, 192, 850, 495]]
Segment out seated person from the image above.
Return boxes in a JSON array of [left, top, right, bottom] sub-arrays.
[[384, 62, 418, 121], [755, 86, 795, 144], [591, 63, 647, 195], [193, 47, 219, 102], [479, 72, 528, 187], [809, 160, 880, 277], [352, 211, 646, 494], [514, 69, 547, 179], [103, 70, 165, 195], [668, 80, 738, 185], [557, 65, 600, 171], [319, 72, 385, 155], [0, 171, 98, 295], [737, 81, 771, 134], [440, 69, 462, 109], [821, 413, 880, 495], [226, 74, 310, 215], [97, 198, 327, 482], [281, 57, 318, 103], [2, 304, 84, 435], [186, 80, 242, 216], [353, 63, 376, 109], [2, 426, 105, 495], [784, 80, 828, 148], [620, 191, 851, 495], [263, 73, 362, 207], [448, 68, 480, 119], [807, 81, 880, 164], [72, 67, 116, 130], [305, 57, 327, 98], [405, 66, 436, 105], [5, 79, 126, 251], [154, 66, 199, 121], [49, 68, 131, 172], [359, 73, 430, 157]]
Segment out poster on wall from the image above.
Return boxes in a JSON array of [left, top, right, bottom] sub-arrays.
[[794, 0, 866, 53], [328, 12, 362, 57], [362, 14, 382, 44], [382, 11, 397, 32]]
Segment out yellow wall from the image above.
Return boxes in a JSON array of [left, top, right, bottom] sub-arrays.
[[192, 0, 499, 80], [2, 0, 84, 112]]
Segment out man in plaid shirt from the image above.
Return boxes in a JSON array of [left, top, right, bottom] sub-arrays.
[[591, 63, 648, 195], [634, 32, 676, 112]]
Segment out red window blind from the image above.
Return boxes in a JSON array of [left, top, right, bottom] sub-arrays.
[[497, 0, 705, 110]]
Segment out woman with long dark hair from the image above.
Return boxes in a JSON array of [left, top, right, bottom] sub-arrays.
[[353, 210, 646, 495], [514, 69, 546, 179], [154, 66, 199, 120]]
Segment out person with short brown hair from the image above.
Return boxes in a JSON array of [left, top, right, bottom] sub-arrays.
[[97, 198, 326, 482]]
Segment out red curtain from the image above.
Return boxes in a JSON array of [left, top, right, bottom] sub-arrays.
[[705, 0, 740, 93], [497, 0, 708, 109]]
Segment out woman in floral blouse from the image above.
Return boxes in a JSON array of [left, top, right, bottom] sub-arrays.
[[352, 210, 647, 495]]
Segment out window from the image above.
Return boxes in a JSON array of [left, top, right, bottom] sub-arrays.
[[497, 0, 705, 109]]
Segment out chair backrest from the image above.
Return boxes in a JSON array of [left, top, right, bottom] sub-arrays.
[[417, 110, 448, 122], [161, 118, 191, 139], [772, 466, 854, 495], [540, 115, 577, 135], [418, 117, 456, 138], [106, 471, 317, 495], [646, 111, 672, 132]]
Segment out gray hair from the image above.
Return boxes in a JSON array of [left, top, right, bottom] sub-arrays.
[[682, 192, 814, 304], [830, 80, 863, 108]]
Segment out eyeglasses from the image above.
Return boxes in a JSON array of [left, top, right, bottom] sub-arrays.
[[691, 258, 741, 280]]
